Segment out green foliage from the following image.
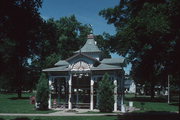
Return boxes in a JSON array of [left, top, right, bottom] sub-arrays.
[[95, 34, 111, 58], [0, 0, 43, 97], [36, 73, 49, 110], [55, 15, 91, 59], [43, 53, 60, 68], [31, 15, 92, 70], [100, 0, 180, 99], [98, 73, 114, 112], [30, 15, 111, 89]]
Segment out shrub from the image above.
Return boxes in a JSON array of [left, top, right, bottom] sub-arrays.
[[36, 73, 49, 110], [98, 73, 114, 112]]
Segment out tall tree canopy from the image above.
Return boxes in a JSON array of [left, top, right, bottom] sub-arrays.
[[31, 15, 111, 70], [0, 0, 43, 97], [31, 15, 91, 70], [0, 1, 111, 98], [100, 0, 180, 99]]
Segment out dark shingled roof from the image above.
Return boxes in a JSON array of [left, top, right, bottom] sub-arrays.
[[91, 64, 122, 71], [54, 60, 69, 66], [42, 66, 69, 72], [66, 52, 99, 63], [74, 37, 101, 53], [101, 58, 125, 64]]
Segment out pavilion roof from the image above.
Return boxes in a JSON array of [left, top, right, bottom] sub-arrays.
[[66, 52, 99, 63], [74, 34, 101, 53], [91, 64, 122, 71], [42, 66, 69, 72], [101, 58, 125, 64], [43, 33, 126, 72], [54, 60, 69, 66]]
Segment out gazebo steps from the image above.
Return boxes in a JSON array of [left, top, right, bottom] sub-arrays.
[[74, 103, 90, 109], [52, 103, 90, 109]]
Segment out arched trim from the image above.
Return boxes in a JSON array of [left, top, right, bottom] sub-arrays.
[[72, 60, 90, 71]]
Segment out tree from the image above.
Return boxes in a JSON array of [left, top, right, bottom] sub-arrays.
[[100, 0, 171, 99], [31, 15, 110, 76], [100, 0, 180, 112], [95, 33, 111, 58], [55, 15, 92, 59], [0, 0, 43, 97], [98, 73, 114, 112], [36, 73, 49, 110], [30, 16, 92, 70]]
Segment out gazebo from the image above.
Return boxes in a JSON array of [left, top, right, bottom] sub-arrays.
[[43, 33, 126, 111]]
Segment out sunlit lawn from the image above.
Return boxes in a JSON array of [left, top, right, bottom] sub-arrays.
[[0, 92, 178, 118], [0, 93, 54, 114], [125, 93, 179, 112]]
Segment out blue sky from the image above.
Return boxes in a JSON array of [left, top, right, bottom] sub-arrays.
[[40, 0, 131, 74], [40, 0, 119, 35]]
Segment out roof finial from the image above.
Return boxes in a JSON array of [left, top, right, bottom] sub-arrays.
[[87, 24, 94, 39], [89, 24, 93, 34]]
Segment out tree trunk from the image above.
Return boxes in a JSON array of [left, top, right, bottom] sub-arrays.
[[178, 75, 180, 114], [16, 58, 23, 98], [17, 88, 22, 98], [16, 71, 22, 98], [177, 73, 180, 114], [150, 81, 155, 99], [179, 87, 180, 114]]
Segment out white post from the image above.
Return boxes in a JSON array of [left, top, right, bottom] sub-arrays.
[[48, 76, 52, 109], [68, 74, 72, 109], [90, 76, 94, 110], [114, 78, 118, 112], [96, 77, 99, 107], [120, 73, 125, 112]]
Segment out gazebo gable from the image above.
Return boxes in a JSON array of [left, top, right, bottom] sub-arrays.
[[66, 53, 99, 66], [71, 60, 91, 71]]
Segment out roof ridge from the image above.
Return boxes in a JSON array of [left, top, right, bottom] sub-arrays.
[[66, 52, 99, 62]]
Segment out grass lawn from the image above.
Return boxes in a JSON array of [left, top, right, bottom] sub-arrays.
[[0, 93, 54, 114], [77, 111, 120, 114], [125, 94, 179, 112], [0, 116, 117, 120]]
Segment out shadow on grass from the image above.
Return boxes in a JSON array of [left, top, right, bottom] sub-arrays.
[[0, 118, 31, 120], [170, 103, 179, 106], [0, 117, 42, 120], [118, 111, 180, 120], [11, 118, 31, 120], [8, 97, 29, 100]]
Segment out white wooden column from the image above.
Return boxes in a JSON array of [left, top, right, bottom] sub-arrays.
[[68, 74, 72, 109], [114, 78, 118, 111], [90, 76, 94, 110], [120, 74, 125, 112], [48, 76, 52, 109]]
